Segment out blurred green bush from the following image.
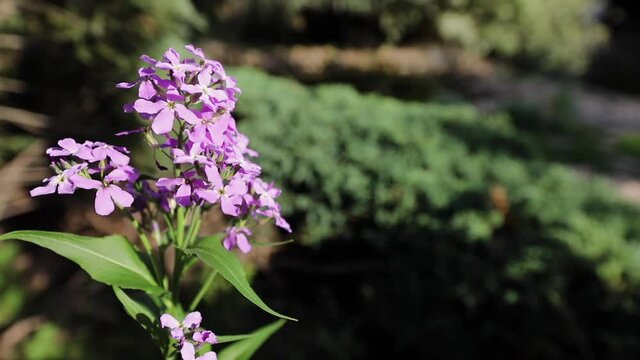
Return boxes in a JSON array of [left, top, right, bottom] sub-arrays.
[[228, 68, 640, 359], [207, 0, 607, 73]]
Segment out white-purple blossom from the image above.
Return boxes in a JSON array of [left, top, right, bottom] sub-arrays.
[[31, 44, 291, 251]]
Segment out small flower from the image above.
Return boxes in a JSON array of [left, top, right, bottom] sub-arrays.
[[181, 342, 217, 360], [223, 226, 252, 253], [160, 311, 202, 342], [134, 96, 199, 134], [197, 166, 247, 216], [30, 164, 86, 196], [46, 138, 94, 161], [73, 175, 135, 216], [155, 48, 200, 83], [193, 330, 217, 345]]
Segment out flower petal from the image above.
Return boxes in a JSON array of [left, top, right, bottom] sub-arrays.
[[151, 108, 175, 134], [180, 342, 196, 360], [71, 176, 102, 190], [133, 99, 166, 115], [182, 311, 202, 329], [30, 180, 57, 196], [160, 314, 180, 329], [107, 185, 134, 208], [197, 352, 218, 360], [175, 104, 199, 125], [95, 187, 115, 216]]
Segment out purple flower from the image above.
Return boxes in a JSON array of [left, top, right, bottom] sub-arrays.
[[72, 173, 134, 216], [223, 226, 252, 253], [156, 175, 197, 207], [30, 164, 86, 196], [226, 146, 261, 176], [134, 96, 199, 134], [193, 330, 217, 345], [90, 142, 131, 166], [181, 343, 217, 360], [197, 166, 247, 216], [156, 48, 200, 83], [116, 67, 160, 100], [172, 141, 211, 165], [160, 311, 203, 341], [46, 138, 94, 161], [181, 66, 229, 111]]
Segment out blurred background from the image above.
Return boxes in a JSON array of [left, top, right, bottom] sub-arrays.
[[2, 0, 640, 359]]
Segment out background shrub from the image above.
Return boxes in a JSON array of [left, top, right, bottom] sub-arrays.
[[208, 68, 640, 359]]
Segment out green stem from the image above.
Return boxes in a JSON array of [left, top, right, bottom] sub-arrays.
[[185, 207, 202, 247], [125, 213, 163, 284], [189, 270, 218, 311]]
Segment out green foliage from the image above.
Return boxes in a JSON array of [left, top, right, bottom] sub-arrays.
[[615, 133, 640, 162], [213, 0, 607, 72], [435, 0, 607, 73], [188, 236, 296, 321], [226, 68, 640, 358], [235, 67, 640, 286], [0, 231, 162, 293], [218, 320, 285, 360]]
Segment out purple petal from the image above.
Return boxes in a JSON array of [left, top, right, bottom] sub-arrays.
[[133, 99, 166, 115], [107, 185, 134, 208], [71, 176, 102, 190], [198, 70, 212, 87], [57, 179, 75, 194], [171, 327, 185, 341], [237, 233, 252, 253], [95, 187, 115, 216], [116, 80, 138, 89], [226, 180, 248, 196], [156, 178, 183, 190], [204, 166, 223, 189], [220, 196, 240, 216], [140, 54, 158, 65], [105, 168, 128, 182], [196, 189, 220, 204], [180, 342, 196, 360], [151, 108, 175, 134], [138, 80, 157, 100], [164, 48, 181, 65], [107, 149, 130, 166], [197, 352, 218, 360], [30, 180, 57, 196], [160, 314, 180, 329], [182, 311, 202, 329], [58, 138, 80, 153], [276, 215, 292, 233], [175, 104, 199, 125]]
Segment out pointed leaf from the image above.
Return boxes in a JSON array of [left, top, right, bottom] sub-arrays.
[[186, 236, 296, 321], [218, 320, 286, 360], [0, 230, 161, 293], [113, 287, 168, 350]]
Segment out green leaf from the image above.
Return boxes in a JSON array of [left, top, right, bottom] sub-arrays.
[[113, 287, 168, 350], [186, 236, 296, 321], [0, 230, 161, 293], [218, 320, 286, 360], [216, 334, 254, 344]]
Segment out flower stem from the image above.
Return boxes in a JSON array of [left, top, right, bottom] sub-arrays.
[[125, 212, 163, 284], [189, 269, 218, 311]]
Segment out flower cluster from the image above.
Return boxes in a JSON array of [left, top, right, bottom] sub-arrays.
[[161, 312, 217, 360], [30, 45, 291, 252], [31, 138, 137, 216], [119, 44, 291, 252]]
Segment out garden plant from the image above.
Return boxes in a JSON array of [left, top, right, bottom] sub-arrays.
[[0, 45, 294, 360]]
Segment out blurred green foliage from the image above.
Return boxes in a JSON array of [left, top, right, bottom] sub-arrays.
[[225, 68, 640, 359], [208, 0, 607, 72], [615, 133, 640, 162]]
